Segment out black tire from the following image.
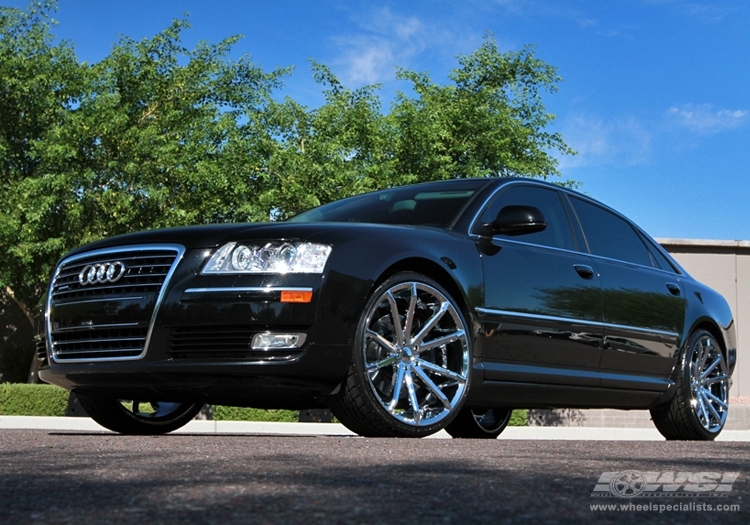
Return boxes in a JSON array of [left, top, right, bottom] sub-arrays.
[[650, 329, 730, 440], [329, 272, 471, 438], [77, 393, 204, 435], [445, 407, 512, 439]]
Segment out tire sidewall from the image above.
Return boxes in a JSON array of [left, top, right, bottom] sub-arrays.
[[445, 407, 512, 439], [78, 393, 203, 435]]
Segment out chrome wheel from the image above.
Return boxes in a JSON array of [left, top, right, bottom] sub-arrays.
[[363, 281, 469, 427], [650, 329, 730, 440], [119, 400, 188, 421], [472, 408, 508, 432], [329, 272, 471, 437], [445, 406, 512, 439], [77, 393, 203, 435], [687, 334, 729, 434]]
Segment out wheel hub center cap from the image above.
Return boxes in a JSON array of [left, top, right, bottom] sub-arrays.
[[400, 346, 415, 362]]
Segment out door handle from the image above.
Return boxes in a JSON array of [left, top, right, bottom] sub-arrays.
[[573, 264, 595, 280], [666, 283, 681, 296]]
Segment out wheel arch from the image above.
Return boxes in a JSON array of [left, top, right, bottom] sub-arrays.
[[372, 257, 473, 325], [685, 317, 732, 366]]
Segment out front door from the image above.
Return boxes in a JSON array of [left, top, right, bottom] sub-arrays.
[[475, 184, 604, 386]]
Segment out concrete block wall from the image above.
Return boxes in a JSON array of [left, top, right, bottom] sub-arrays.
[[658, 239, 750, 400]]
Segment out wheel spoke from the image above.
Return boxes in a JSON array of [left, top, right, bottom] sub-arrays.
[[410, 301, 449, 346], [411, 363, 451, 410], [703, 389, 728, 411], [417, 330, 465, 354], [404, 367, 421, 423], [386, 291, 405, 346], [701, 389, 724, 423], [366, 353, 399, 372], [697, 339, 712, 371], [696, 394, 710, 425], [702, 374, 729, 386], [387, 364, 405, 413], [365, 329, 398, 353], [415, 357, 466, 383], [402, 284, 418, 341], [700, 355, 721, 378]]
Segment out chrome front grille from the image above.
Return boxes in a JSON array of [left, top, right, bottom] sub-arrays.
[[51, 251, 177, 301], [48, 245, 183, 362], [34, 334, 48, 362], [52, 325, 148, 360]]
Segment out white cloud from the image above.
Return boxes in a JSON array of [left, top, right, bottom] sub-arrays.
[[641, 0, 734, 22], [667, 104, 749, 134], [335, 38, 395, 85], [559, 103, 748, 169], [331, 8, 427, 86], [558, 113, 653, 168]]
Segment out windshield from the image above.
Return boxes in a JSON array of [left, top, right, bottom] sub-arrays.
[[288, 180, 490, 228]]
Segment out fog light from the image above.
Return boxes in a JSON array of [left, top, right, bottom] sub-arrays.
[[251, 332, 307, 350]]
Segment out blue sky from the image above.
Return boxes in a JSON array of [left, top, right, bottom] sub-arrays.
[[7, 0, 750, 240]]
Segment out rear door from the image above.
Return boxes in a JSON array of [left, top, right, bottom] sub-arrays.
[[567, 196, 685, 391]]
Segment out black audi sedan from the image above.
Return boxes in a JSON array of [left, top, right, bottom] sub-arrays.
[[38, 177, 736, 440]]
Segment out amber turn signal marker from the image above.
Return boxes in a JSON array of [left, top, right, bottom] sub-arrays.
[[280, 290, 313, 303]]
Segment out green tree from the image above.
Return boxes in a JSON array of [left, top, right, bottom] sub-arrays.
[[0, 1, 81, 326], [0, 2, 575, 372], [252, 62, 397, 219], [0, 4, 287, 328], [390, 34, 575, 184]]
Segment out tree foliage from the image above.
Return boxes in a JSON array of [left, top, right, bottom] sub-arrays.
[[391, 37, 575, 182], [0, 1, 575, 327]]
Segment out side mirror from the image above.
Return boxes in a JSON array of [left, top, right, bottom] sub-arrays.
[[480, 205, 547, 236]]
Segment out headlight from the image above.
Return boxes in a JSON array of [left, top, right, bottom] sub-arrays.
[[202, 242, 332, 274]]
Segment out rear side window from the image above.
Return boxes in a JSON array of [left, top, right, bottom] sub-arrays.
[[569, 197, 653, 267], [645, 238, 679, 273], [476, 185, 576, 251]]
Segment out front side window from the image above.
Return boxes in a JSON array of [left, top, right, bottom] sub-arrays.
[[569, 197, 653, 267], [475, 185, 576, 251]]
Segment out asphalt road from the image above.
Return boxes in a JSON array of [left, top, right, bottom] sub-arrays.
[[1, 430, 748, 524]]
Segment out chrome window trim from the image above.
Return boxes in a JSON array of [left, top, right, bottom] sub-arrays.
[[564, 192, 685, 275], [584, 252, 684, 275], [468, 180, 685, 276], [47, 244, 185, 363], [468, 179, 533, 235], [467, 180, 581, 255], [475, 307, 680, 339], [467, 234, 593, 259]]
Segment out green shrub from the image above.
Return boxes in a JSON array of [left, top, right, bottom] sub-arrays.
[[509, 409, 528, 426], [0, 383, 69, 416], [211, 406, 298, 422], [0, 383, 529, 427]]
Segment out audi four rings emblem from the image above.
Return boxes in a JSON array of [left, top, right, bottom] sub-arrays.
[[78, 261, 127, 285]]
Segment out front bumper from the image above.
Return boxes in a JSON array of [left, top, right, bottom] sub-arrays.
[[40, 244, 357, 408]]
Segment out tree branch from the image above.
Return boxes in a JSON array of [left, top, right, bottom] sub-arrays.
[[4, 286, 35, 328]]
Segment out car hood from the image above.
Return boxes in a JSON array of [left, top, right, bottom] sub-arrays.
[[62, 221, 452, 258]]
